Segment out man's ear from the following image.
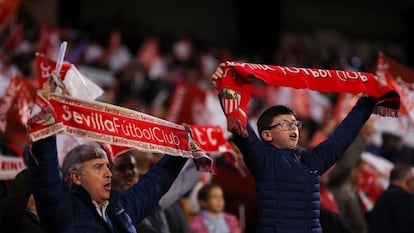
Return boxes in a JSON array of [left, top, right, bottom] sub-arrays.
[[70, 170, 82, 185], [261, 130, 272, 142]]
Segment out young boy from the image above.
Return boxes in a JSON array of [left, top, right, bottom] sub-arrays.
[[211, 67, 377, 233]]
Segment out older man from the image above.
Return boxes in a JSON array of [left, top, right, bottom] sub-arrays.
[[368, 163, 414, 233], [28, 135, 187, 233]]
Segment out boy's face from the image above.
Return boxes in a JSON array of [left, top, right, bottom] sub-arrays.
[[261, 114, 300, 149]]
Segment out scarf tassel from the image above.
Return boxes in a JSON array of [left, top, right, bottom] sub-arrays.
[[373, 106, 399, 118]]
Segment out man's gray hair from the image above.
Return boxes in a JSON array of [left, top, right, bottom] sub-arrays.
[[62, 142, 109, 188]]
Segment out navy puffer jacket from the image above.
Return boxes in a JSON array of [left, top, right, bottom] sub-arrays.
[[232, 96, 376, 233], [28, 135, 187, 233]]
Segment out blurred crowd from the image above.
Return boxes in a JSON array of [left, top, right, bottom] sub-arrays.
[[0, 1, 414, 233]]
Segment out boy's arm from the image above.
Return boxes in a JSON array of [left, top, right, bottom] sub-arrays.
[[312, 96, 377, 174]]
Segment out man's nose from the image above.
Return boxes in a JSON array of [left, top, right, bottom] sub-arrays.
[[105, 166, 112, 177]]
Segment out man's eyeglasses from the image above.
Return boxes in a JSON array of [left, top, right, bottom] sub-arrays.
[[268, 120, 303, 131]]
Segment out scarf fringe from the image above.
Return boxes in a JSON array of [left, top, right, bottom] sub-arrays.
[[194, 157, 216, 174], [227, 111, 249, 137], [373, 106, 399, 118], [184, 123, 215, 173]]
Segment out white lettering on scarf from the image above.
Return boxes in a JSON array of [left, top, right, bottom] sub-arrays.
[[61, 105, 181, 146]]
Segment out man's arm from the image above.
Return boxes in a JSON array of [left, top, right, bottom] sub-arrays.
[[119, 154, 188, 223], [311, 96, 377, 174], [28, 135, 72, 232]]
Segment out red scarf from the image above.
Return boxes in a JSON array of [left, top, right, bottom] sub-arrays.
[[216, 61, 400, 136]]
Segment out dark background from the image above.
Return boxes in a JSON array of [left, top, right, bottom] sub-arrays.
[[52, 0, 413, 67]]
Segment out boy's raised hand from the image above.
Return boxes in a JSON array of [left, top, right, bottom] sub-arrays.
[[210, 63, 226, 88]]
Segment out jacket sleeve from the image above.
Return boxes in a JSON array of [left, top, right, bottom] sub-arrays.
[[327, 135, 368, 187], [158, 160, 201, 209], [0, 169, 31, 231], [119, 154, 188, 224], [28, 135, 73, 232], [231, 123, 268, 175], [310, 96, 377, 174]]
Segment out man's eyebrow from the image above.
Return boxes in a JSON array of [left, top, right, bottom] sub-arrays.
[[93, 161, 108, 168]]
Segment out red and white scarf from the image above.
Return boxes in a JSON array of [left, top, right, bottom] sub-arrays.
[[215, 61, 400, 136], [28, 94, 218, 173]]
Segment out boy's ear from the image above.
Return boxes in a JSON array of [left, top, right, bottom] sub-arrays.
[[261, 130, 272, 142]]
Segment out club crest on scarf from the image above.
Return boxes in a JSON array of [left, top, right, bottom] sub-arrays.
[[216, 65, 252, 137], [220, 88, 243, 117]]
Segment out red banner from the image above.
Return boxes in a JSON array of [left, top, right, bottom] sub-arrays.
[[0, 154, 26, 180]]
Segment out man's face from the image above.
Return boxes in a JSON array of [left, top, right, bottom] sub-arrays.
[[111, 154, 139, 191], [76, 158, 112, 204], [263, 114, 300, 149]]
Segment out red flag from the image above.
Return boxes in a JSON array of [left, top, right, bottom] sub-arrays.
[[166, 81, 208, 125], [1, 23, 25, 52], [35, 52, 71, 88], [267, 86, 331, 124], [373, 53, 414, 147], [356, 152, 393, 212], [35, 52, 103, 100], [0, 0, 21, 33], [136, 36, 160, 70], [0, 75, 37, 152], [166, 81, 236, 163], [333, 93, 360, 123], [36, 20, 59, 57], [376, 53, 414, 120]]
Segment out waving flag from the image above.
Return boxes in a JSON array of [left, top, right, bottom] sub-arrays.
[[0, 75, 37, 151], [376, 53, 414, 121], [374, 53, 414, 147], [0, 0, 21, 33], [35, 52, 103, 100]]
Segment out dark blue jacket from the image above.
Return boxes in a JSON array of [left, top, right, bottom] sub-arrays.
[[368, 185, 414, 233], [28, 135, 188, 233], [232, 96, 375, 233]]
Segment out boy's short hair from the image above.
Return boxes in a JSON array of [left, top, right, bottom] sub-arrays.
[[257, 105, 296, 138]]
